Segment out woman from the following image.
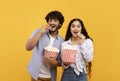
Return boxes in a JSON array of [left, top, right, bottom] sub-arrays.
[[61, 18, 94, 81]]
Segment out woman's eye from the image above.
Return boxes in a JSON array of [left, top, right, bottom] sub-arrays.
[[77, 25, 81, 28], [71, 25, 75, 28]]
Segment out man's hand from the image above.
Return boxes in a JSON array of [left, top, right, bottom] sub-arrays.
[[44, 57, 58, 66], [39, 24, 50, 34]]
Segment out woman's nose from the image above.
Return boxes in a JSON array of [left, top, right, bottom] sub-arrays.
[[74, 26, 78, 29]]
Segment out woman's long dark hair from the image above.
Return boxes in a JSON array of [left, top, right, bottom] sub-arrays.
[[65, 18, 93, 77]]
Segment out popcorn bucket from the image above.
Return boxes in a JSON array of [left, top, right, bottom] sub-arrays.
[[44, 50, 59, 58], [44, 46, 59, 59], [62, 49, 77, 63]]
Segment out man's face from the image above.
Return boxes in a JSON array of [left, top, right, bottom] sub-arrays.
[[48, 18, 61, 32]]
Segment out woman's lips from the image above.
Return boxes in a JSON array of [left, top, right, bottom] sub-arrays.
[[73, 31, 79, 34]]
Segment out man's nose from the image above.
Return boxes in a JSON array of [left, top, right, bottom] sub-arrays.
[[50, 20, 55, 24]]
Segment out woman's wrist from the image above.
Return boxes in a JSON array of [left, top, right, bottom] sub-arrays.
[[63, 62, 68, 66]]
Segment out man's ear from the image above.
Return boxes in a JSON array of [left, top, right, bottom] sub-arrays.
[[59, 24, 61, 27]]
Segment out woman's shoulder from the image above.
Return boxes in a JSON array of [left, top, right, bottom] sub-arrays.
[[85, 38, 93, 42], [62, 40, 69, 45], [84, 38, 93, 46]]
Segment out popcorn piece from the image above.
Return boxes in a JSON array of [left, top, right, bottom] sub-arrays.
[[45, 46, 59, 52]]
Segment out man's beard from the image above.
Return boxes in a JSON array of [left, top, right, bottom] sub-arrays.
[[49, 24, 59, 32], [49, 28, 58, 33]]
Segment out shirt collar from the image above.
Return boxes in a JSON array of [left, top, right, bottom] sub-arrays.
[[46, 30, 59, 40], [67, 38, 72, 44]]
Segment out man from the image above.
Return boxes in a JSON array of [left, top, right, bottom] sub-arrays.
[[25, 10, 64, 81]]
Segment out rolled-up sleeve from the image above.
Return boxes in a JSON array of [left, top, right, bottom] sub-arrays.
[[29, 28, 40, 39], [79, 39, 94, 62]]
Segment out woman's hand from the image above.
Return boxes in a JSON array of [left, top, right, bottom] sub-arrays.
[[63, 62, 72, 66], [78, 32, 86, 45]]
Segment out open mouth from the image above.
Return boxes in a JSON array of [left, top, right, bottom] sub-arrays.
[[73, 31, 79, 34], [50, 24, 56, 28]]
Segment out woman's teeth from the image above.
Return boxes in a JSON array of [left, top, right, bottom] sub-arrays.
[[74, 32, 78, 34]]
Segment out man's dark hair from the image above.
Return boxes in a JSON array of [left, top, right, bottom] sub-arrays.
[[45, 10, 64, 28]]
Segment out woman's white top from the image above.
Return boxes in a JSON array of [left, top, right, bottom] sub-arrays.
[[61, 38, 94, 75]]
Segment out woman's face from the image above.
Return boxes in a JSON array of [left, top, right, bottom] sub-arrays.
[[70, 20, 82, 37]]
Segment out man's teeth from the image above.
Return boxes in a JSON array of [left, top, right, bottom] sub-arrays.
[[50, 24, 55, 27]]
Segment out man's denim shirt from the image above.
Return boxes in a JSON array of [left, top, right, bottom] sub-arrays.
[[27, 29, 64, 81]]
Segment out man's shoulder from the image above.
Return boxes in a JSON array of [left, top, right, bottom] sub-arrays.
[[57, 35, 64, 41]]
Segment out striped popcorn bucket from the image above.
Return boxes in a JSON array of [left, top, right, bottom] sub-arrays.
[[62, 49, 77, 63], [44, 49, 59, 59]]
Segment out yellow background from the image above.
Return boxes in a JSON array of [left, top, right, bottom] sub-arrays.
[[0, 0, 120, 81]]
